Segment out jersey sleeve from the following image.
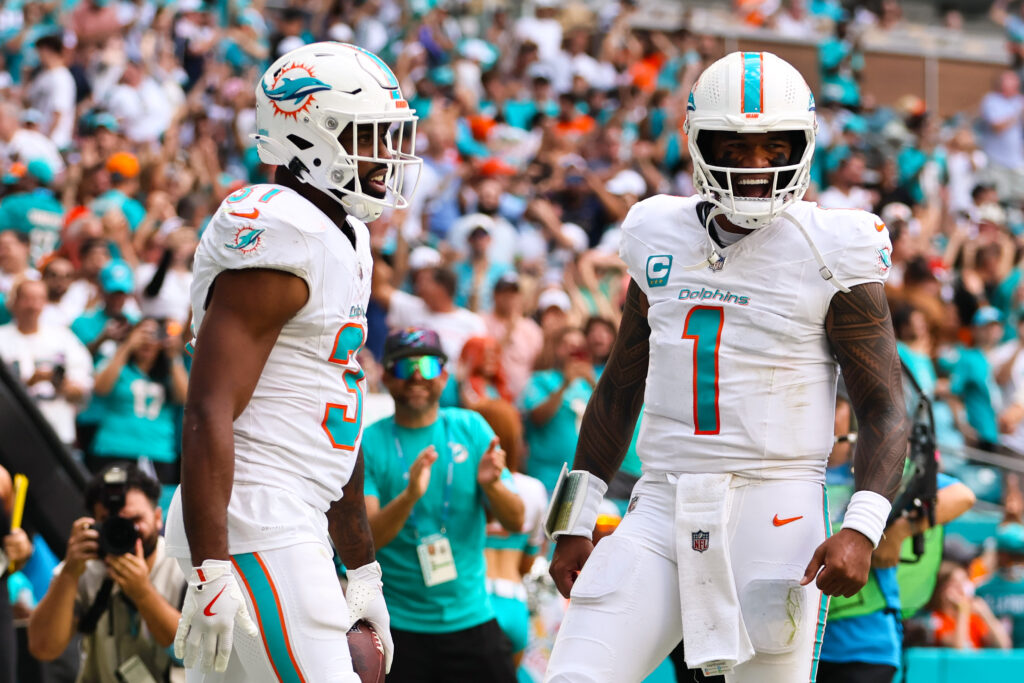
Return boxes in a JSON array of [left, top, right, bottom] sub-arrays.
[[202, 186, 322, 293], [829, 210, 894, 289], [617, 198, 658, 296]]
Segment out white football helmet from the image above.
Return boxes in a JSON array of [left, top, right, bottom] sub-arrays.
[[254, 42, 420, 222], [684, 51, 817, 228]]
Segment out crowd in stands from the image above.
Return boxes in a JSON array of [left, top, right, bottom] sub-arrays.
[[2, 0, 1024, 680]]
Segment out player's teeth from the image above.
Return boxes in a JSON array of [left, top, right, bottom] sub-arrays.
[[738, 179, 768, 185]]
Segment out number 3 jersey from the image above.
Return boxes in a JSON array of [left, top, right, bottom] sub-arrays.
[[188, 184, 372, 521], [620, 195, 892, 482]]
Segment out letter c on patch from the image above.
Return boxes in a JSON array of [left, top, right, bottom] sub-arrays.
[[646, 255, 673, 287]]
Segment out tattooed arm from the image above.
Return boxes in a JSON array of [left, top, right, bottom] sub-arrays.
[[328, 450, 375, 569], [551, 280, 650, 597], [801, 282, 910, 598], [825, 282, 909, 501], [571, 279, 652, 481]]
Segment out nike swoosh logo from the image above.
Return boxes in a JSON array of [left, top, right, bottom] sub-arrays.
[[773, 514, 803, 527], [229, 209, 260, 219], [203, 585, 227, 617]]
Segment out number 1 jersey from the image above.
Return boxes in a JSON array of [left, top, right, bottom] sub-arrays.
[[189, 184, 372, 515], [619, 195, 892, 482]]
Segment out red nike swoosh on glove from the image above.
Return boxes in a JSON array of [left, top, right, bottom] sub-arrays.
[[203, 586, 228, 617]]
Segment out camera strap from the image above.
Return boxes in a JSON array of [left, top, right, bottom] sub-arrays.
[[78, 577, 115, 634]]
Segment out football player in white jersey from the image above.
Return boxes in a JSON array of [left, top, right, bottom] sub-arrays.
[[542, 52, 909, 683], [164, 43, 420, 681]]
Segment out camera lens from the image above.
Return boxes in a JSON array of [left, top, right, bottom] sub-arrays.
[[99, 517, 139, 556]]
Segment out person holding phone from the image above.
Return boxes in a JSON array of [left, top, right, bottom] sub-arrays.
[[520, 325, 595, 494]]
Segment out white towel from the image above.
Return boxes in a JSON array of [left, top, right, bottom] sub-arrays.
[[674, 473, 754, 675]]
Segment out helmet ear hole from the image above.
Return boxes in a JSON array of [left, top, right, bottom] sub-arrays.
[[313, 158, 322, 167], [287, 134, 314, 151]]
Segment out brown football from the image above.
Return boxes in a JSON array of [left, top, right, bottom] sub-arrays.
[[347, 619, 385, 683]]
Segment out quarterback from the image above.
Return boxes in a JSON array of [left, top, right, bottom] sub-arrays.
[[544, 52, 909, 682], [164, 43, 420, 681]]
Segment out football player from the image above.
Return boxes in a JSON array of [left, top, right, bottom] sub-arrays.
[[543, 52, 909, 683], [165, 42, 420, 681]]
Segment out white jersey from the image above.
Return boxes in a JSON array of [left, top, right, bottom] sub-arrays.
[[189, 183, 372, 516], [620, 196, 892, 482]]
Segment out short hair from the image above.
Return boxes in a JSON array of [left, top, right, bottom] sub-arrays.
[[0, 229, 30, 247], [583, 315, 616, 338], [429, 267, 457, 299], [84, 463, 162, 510], [34, 34, 63, 55], [78, 237, 110, 258]]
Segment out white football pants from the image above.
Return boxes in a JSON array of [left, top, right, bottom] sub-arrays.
[[177, 542, 361, 683], [545, 474, 830, 683]]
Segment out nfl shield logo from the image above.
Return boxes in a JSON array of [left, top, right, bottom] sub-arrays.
[[691, 530, 710, 553]]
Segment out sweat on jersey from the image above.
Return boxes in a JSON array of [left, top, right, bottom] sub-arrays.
[[619, 196, 892, 482]]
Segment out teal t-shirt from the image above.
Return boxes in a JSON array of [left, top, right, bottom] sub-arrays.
[[362, 407, 510, 633], [947, 345, 1000, 445], [90, 189, 147, 231], [0, 190, 64, 265], [976, 571, 1024, 648], [91, 363, 178, 462], [520, 369, 593, 493]]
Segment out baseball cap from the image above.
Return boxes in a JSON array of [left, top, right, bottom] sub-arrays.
[[382, 327, 448, 365], [91, 112, 121, 133], [408, 245, 442, 271], [538, 288, 571, 313], [26, 159, 54, 185], [494, 271, 520, 292], [106, 152, 139, 179], [996, 522, 1024, 555], [972, 306, 1003, 327], [99, 259, 134, 294], [606, 169, 645, 197]]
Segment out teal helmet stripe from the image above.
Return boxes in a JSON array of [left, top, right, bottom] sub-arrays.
[[741, 52, 763, 114]]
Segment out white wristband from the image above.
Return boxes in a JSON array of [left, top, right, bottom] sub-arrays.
[[544, 466, 608, 541], [842, 490, 892, 548]]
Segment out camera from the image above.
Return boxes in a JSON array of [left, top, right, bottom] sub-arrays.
[[91, 467, 139, 557]]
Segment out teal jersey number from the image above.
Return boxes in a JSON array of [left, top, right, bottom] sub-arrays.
[[321, 323, 366, 451], [682, 306, 723, 434]]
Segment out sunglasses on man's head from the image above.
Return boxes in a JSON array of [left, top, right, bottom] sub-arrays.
[[388, 355, 444, 380]]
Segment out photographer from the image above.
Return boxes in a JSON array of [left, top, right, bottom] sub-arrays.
[[28, 465, 185, 683]]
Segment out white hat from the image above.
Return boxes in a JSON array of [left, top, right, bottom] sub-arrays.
[[606, 169, 645, 197], [408, 245, 442, 270], [538, 288, 572, 313]]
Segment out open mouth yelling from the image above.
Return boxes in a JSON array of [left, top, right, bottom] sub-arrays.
[[735, 175, 772, 199]]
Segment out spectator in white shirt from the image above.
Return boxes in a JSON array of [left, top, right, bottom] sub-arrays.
[[0, 279, 92, 445], [104, 61, 171, 145], [26, 35, 76, 150], [0, 102, 65, 176], [817, 153, 876, 211]]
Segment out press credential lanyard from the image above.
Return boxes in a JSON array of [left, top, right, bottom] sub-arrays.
[[393, 416, 455, 538]]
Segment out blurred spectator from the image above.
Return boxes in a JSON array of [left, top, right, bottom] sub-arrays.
[[90, 152, 145, 232], [0, 102, 64, 175], [976, 521, 1024, 647], [71, 258, 137, 359], [483, 272, 544, 400], [0, 278, 92, 445], [818, 153, 875, 210], [69, 0, 121, 50], [452, 219, 512, 313], [372, 262, 487, 364], [134, 228, 195, 324], [520, 325, 594, 493], [978, 70, 1024, 201], [990, 0, 1024, 71], [27, 464, 186, 681], [944, 307, 1005, 452], [0, 158, 63, 266], [819, 20, 865, 109], [1, 464, 31, 683], [515, 1, 563, 65], [363, 328, 522, 683], [583, 315, 617, 372], [925, 560, 1011, 649], [770, 0, 817, 38], [102, 61, 172, 146], [88, 318, 187, 482], [39, 256, 81, 328], [457, 335, 512, 410], [946, 129, 988, 218], [536, 286, 574, 338], [26, 34, 75, 150], [477, 398, 548, 672]]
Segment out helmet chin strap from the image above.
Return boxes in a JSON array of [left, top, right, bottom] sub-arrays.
[[684, 206, 851, 294]]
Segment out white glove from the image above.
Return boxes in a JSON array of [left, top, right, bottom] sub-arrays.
[[174, 559, 259, 673], [346, 561, 394, 673]]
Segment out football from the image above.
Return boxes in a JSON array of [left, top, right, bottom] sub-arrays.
[[347, 620, 385, 683]]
